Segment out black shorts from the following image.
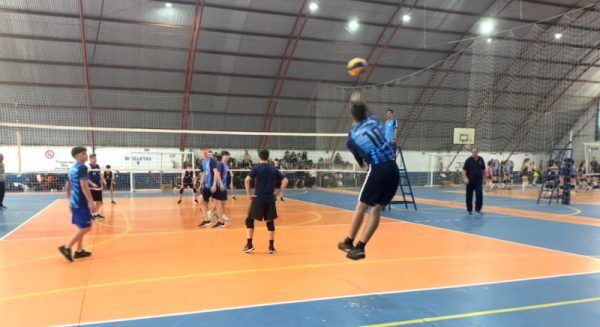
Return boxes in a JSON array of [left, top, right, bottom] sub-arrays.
[[201, 188, 212, 202], [91, 189, 103, 202], [213, 189, 227, 201], [247, 198, 277, 221], [181, 183, 194, 189], [359, 161, 399, 207]]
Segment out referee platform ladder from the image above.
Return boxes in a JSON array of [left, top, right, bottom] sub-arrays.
[[537, 147, 573, 205], [386, 146, 417, 211]]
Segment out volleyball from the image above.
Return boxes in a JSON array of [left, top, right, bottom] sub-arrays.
[[347, 58, 367, 76]]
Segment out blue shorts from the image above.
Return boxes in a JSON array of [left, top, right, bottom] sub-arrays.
[[71, 206, 92, 229]]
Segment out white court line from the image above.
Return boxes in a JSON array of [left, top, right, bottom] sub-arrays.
[[4, 220, 401, 242], [287, 197, 600, 261], [0, 199, 59, 241], [71, 271, 600, 327]]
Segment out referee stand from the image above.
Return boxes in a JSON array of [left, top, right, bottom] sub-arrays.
[[537, 146, 573, 205], [386, 145, 417, 211]]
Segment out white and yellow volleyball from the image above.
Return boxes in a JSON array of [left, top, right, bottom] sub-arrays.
[[347, 58, 367, 77]]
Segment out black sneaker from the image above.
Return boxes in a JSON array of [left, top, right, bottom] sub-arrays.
[[268, 246, 276, 254], [96, 214, 105, 219], [58, 246, 73, 262], [194, 199, 199, 204], [212, 221, 225, 229], [177, 200, 182, 204], [73, 250, 92, 259], [243, 244, 255, 253], [0, 204, 6, 209], [111, 201, 117, 205], [338, 239, 354, 253], [198, 220, 211, 228], [346, 248, 366, 261]]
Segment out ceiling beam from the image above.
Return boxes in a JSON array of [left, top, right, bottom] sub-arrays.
[[154, 0, 599, 31], [4, 32, 600, 71], [259, 0, 309, 148], [1, 57, 599, 86], [76, 0, 96, 150], [1, 7, 598, 51], [327, 0, 409, 154], [0, 80, 594, 102], [398, 0, 514, 148], [178, 0, 205, 151]]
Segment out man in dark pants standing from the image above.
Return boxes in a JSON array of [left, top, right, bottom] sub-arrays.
[[462, 148, 485, 215]]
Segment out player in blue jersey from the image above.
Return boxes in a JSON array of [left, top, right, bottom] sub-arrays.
[[207, 151, 232, 228], [243, 149, 288, 254], [198, 148, 225, 228], [384, 109, 399, 155], [58, 147, 97, 262], [88, 154, 105, 219], [338, 103, 400, 261]]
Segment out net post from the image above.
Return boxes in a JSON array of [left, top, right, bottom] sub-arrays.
[[16, 130, 22, 174], [130, 171, 134, 193], [428, 154, 434, 188]]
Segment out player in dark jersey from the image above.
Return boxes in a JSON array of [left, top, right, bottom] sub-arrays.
[[177, 164, 198, 204], [338, 103, 399, 261], [219, 151, 233, 222], [88, 154, 105, 219], [243, 149, 288, 254], [103, 165, 117, 205], [58, 147, 96, 262]]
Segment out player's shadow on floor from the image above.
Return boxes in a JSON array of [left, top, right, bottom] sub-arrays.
[[454, 213, 487, 231]]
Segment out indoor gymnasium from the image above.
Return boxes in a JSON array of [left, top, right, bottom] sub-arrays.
[[1, 0, 600, 326]]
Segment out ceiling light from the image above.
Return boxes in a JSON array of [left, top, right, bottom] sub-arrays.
[[486, 38, 492, 43], [554, 33, 563, 39], [347, 18, 360, 33], [308, 2, 319, 12], [479, 19, 495, 35], [402, 14, 411, 23], [165, 2, 173, 8]]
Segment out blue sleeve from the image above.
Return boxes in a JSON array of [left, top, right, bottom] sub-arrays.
[[249, 166, 257, 179], [78, 165, 88, 180], [209, 158, 217, 171], [346, 135, 364, 167]]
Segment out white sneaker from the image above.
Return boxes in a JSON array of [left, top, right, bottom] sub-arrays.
[[223, 215, 231, 222]]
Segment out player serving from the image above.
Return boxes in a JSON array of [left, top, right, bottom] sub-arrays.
[[338, 102, 399, 260]]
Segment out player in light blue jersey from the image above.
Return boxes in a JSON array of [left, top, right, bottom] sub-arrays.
[[338, 102, 400, 261], [384, 109, 398, 155], [198, 148, 224, 228]]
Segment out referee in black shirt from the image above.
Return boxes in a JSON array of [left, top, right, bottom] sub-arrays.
[[462, 147, 485, 215]]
